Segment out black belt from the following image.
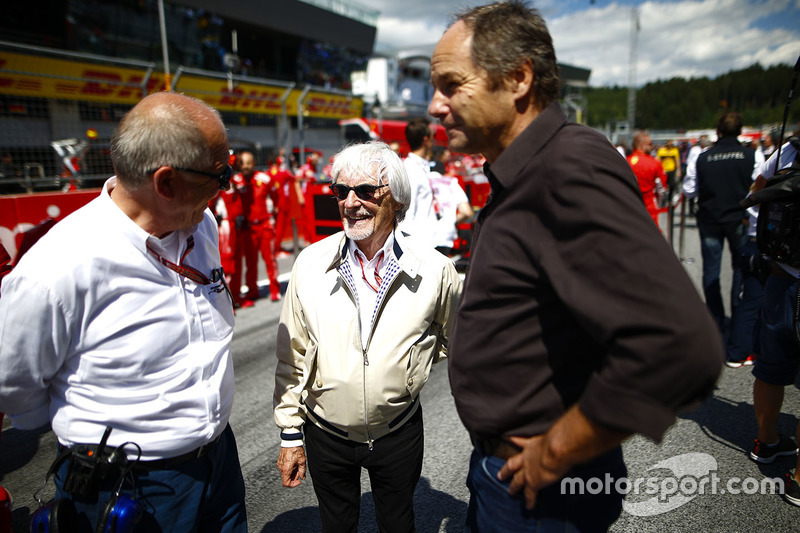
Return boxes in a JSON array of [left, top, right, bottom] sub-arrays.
[[134, 432, 223, 471], [471, 434, 522, 460], [58, 432, 224, 470]]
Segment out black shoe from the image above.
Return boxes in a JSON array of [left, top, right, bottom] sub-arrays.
[[751, 435, 799, 463], [783, 472, 800, 507]]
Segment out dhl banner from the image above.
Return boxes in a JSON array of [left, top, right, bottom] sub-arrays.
[[174, 77, 363, 119], [0, 51, 363, 120], [0, 51, 158, 105]]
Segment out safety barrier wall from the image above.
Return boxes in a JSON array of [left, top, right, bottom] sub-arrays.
[[0, 185, 344, 264], [0, 189, 101, 263]]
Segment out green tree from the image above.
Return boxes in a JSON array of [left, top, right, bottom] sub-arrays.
[[582, 63, 799, 131]]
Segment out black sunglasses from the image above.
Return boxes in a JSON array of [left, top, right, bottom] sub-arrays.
[[149, 165, 232, 191], [330, 183, 388, 201], [174, 165, 232, 191]]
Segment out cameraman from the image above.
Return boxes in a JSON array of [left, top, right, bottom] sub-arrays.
[[749, 133, 800, 506], [0, 92, 247, 531]]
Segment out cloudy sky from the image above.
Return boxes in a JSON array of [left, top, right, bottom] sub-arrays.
[[369, 0, 800, 87]]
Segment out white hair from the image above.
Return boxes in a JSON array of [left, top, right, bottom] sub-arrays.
[[330, 141, 410, 222]]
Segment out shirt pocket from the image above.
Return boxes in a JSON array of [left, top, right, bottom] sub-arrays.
[[205, 283, 235, 339]]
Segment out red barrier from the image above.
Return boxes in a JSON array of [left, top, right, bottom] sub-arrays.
[[275, 183, 343, 248], [0, 189, 101, 263], [306, 183, 343, 242], [0, 186, 337, 265]]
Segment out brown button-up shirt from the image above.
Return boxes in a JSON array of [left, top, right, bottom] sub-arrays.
[[448, 103, 723, 443]]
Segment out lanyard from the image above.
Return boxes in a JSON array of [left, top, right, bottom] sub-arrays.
[[146, 235, 212, 285], [147, 235, 234, 308], [356, 251, 383, 293]]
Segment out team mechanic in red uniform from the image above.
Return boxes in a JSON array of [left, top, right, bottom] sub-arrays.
[[627, 131, 668, 231], [295, 153, 320, 244], [270, 159, 296, 256], [237, 151, 281, 303], [213, 167, 246, 306]]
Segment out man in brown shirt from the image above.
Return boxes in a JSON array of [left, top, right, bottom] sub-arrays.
[[429, 2, 723, 530]]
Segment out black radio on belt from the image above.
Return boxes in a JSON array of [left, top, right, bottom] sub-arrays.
[[32, 426, 144, 533], [63, 426, 128, 500]]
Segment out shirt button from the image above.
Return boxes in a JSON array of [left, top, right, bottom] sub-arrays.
[[407, 378, 414, 387], [316, 380, 322, 388]]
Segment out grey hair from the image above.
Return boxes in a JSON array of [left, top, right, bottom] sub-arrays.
[[330, 141, 410, 223], [110, 93, 223, 188]]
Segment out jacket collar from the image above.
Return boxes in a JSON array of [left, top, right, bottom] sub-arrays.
[[326, 229, 421, 278]]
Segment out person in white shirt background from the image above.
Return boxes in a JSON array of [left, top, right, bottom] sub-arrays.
[[0, 91, 247, 532], [398, 117, 439, 247], [428, 150, 474, 255]]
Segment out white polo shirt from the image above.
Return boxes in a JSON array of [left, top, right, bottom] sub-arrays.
[[0, 177, 235, 460]]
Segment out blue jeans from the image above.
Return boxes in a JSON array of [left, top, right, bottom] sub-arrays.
[[55, 424, 247, 532], [752, 273, 800, 386], [726, 239, 764, 361], [464, 447, 625, 532], [698, 220, 748, 333]]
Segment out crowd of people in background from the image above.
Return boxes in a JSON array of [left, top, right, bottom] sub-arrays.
[[210, 134, 485, 309], [623, 119, 789, 369], [618, 127, 781, 210], [623, 113, 800, 507]]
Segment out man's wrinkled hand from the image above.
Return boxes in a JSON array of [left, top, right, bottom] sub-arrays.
[[277, 446, 307, 488]]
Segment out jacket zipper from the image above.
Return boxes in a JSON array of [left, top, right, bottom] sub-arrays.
[[340, 260, 399, 452], [339, 269, 375, 450]]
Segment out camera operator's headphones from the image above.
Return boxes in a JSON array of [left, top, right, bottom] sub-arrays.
[[30, 428, 145, 533]]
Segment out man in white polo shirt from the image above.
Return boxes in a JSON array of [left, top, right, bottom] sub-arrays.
[[0, 92, 246, 532]]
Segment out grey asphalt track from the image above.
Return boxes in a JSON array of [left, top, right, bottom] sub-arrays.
[[2, 208, 799, 532]]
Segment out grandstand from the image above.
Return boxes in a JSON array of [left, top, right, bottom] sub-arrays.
[[0, 1, 592, 193], [0, 0, 376, 192]]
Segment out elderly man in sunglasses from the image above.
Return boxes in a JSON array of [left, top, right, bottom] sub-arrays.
[[0, 92, 247, 531], [274, 141, 462, 532]]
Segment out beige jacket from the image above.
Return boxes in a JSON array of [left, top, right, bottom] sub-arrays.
[[273, 231, 461, 444]]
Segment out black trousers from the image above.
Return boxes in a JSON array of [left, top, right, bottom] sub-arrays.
[[304, 406, 423, 533]]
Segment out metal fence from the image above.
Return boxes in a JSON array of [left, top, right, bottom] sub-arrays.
[[0, 40, 364, 195]]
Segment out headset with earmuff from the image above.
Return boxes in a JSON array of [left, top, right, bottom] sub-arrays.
[[30, 447, 80, 533], [29, 429, 145, 533], [94, 444, 144, 533], [29, 497, 78, 533]]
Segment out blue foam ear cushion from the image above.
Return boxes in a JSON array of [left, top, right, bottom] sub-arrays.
[[96, 493, 144, 533], [29, 499, 78, 533]]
